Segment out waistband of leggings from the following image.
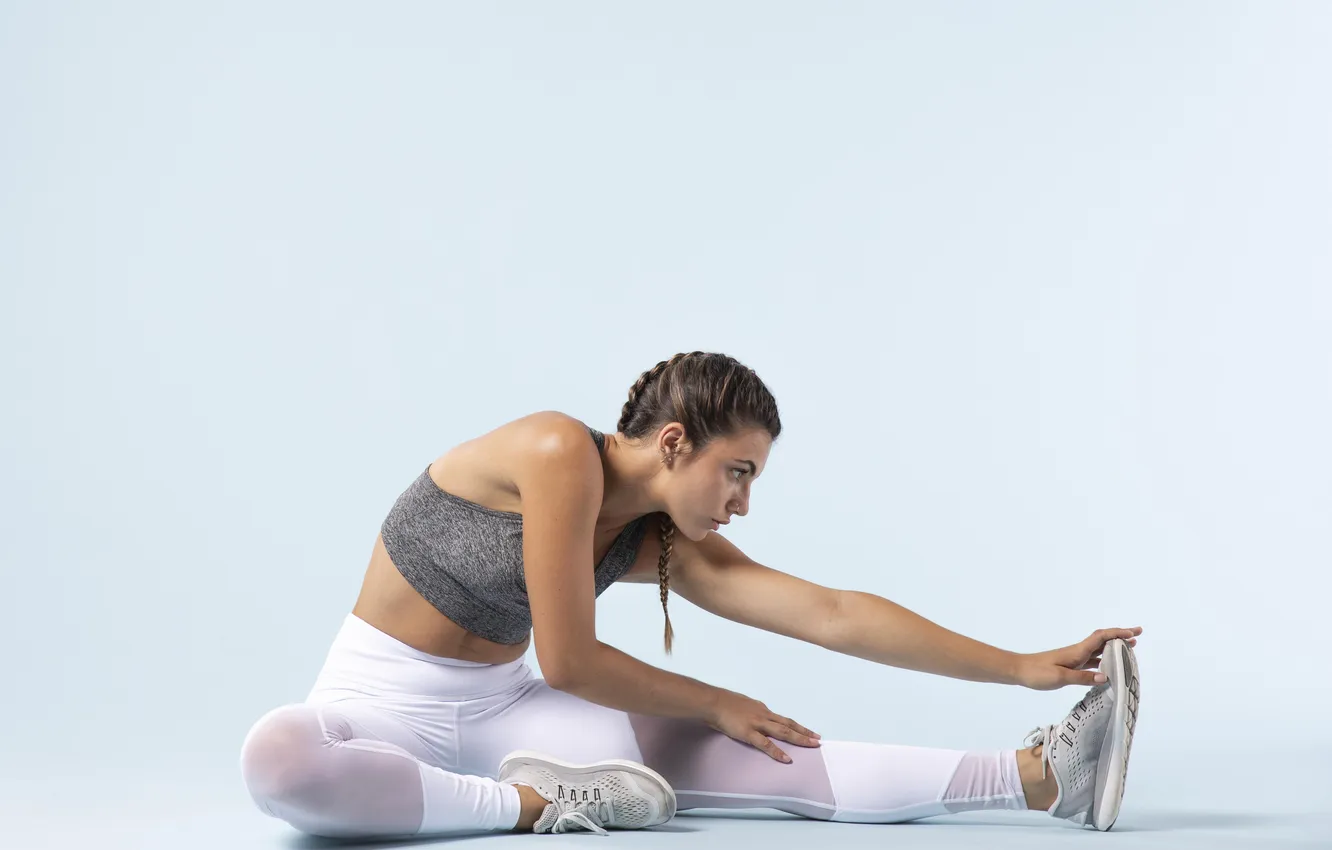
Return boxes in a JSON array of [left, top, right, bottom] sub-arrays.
[[307, 612, 534, 701], [341, 612, 514, 668]]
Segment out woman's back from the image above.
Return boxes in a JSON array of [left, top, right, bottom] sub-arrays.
[[351, 411, 658, 664]]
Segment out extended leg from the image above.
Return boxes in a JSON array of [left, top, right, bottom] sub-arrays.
[[629, 714, 1034, 822], [458, 678, 1036, 825]]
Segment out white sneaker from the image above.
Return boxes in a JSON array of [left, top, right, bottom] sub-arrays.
[[1024, 637, 1140, 831], [498, 750, 678, 836]]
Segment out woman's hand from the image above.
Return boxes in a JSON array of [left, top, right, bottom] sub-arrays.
[[1014, 627, 1143, 691], [703, 688, 822, 763]]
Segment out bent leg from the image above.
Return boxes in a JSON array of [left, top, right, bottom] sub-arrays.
[[629, 715, 1029, 823], [239, 702, 522, 838]]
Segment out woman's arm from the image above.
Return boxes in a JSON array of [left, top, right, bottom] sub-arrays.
[[828, 590, 1021, 684], [517, 416, 726, 721], [669, 530, 1017, 684], [673, 530, 1138, 688], [557, 642, 725, 720], [664, 532, 844, 647], [833, 592, 1142, 689], [518, 419, 817, 761]]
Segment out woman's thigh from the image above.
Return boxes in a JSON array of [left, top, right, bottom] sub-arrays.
[[298, 696, 447, 765], [458, 678, 644, 777]]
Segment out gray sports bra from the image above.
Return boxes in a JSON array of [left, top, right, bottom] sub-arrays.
[[379, 424, 652, 645]]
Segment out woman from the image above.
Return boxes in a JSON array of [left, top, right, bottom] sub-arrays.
[[239, 351, 1142, 838]]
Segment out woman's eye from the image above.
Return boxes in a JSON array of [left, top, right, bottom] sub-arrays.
[[732, 468, 745, 480]]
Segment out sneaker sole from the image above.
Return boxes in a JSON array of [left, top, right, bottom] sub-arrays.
[[1091, 638, 1140, 831], [497, 749, 679, 826]]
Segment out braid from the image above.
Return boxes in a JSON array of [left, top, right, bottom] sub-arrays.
[[618, 351, 706, 654], [616, 351, 704, 435], [657, 516, 676, 654]]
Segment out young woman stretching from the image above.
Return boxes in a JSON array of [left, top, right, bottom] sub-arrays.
[[239, 351, 1142, 838]]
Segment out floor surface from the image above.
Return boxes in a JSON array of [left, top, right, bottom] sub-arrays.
[[6, 747, 1329, 849]]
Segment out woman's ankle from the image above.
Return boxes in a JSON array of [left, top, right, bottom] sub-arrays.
[[1016, 745, 1057, 811], [510, 782, 549, 831]]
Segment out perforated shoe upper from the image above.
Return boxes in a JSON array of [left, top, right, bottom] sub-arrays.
[[1024, 679, 1114, 824], [504, 763, 663, 835]]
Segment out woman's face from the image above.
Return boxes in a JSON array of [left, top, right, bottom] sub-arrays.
[[663, 426, 771, 541]]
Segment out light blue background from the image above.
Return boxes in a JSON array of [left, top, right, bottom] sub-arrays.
[[3, 2, 1328, 846]]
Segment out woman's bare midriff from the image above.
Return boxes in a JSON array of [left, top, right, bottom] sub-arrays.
[[349, 413, 663, 665]]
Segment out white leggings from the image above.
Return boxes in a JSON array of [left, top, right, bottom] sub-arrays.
[[239, 613, 1029, 838]]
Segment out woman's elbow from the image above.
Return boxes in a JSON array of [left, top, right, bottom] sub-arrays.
[[541, 658, 574, 691], [535, 639, 595, 692]]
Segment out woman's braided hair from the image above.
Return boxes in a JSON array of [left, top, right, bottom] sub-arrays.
[[615, 352, 781, 654]]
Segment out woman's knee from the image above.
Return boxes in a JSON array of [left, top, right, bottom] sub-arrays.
[[239, 703, 327, 803]]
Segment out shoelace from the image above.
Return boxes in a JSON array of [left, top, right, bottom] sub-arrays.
[[550, 798, 616, 836], [1023, 724, 1056, 780]]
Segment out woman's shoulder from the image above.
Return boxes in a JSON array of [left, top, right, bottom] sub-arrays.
[[519, 409, 598, 443], [428, 411, 596, 513], [455, 411, 596, 462]]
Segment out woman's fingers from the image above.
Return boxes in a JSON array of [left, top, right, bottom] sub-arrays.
[[776, 726, 821, 747], [788, 717, 820, 739], [1074, 667, 1107, 685], [774, 714, 821, 742], [750, 731, 791, 763], [1099, 627, 1143, 644], [764, 718, 821, 748]]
